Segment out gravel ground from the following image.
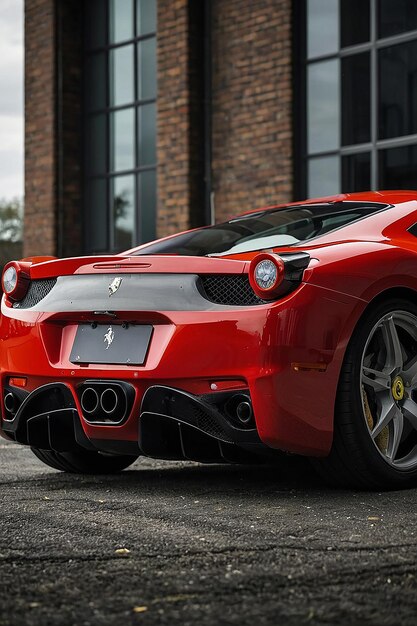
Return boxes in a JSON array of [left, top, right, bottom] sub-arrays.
[[0, 439, 416, 625]]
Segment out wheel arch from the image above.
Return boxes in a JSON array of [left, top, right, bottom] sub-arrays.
[[315, 286, 417, 488], [339, 285, 417, 367], [329, 285, 417, 444], [364, 286, 417, 311]]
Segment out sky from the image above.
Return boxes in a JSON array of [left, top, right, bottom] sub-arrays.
[[0, 0, 23, 202]]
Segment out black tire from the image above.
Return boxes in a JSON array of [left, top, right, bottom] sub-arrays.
[[314, 297, 417, 490], [31, 447, 139, 474]]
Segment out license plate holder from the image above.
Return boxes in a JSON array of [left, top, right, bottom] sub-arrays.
[[70, 324, 153, 365]]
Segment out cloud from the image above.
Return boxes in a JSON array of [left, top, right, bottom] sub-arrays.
[[0, 0, 23, 199], [0, 114, 23, 198]]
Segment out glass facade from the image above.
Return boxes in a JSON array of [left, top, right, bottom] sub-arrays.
[[304, 0, 417, 197], [84, 0, 157, 253]]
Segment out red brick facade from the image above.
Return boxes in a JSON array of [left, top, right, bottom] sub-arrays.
[[25, 0, 83, 258], [156, 0, 196, 238], [24, 0, 294, 255], [24, 0, 56, 256], [211, 0, 293, 222]]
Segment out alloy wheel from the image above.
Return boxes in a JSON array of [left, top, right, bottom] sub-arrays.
[[361, 310, 417, 469]]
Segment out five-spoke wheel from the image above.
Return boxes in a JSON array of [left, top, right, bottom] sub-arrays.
[[362, 311, 417, 469], [315, 298, 417, 489]]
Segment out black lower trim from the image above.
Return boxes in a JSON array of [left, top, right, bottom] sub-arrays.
[[90, 439, 140, 456], [138, 385, 265, 462], [2, 383, 94, 452], [2, 382, 270, 463]]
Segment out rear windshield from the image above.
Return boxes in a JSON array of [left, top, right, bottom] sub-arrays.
[[134, 201, 388, 257]]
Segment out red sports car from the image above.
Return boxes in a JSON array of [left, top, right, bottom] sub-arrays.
[[2, 190, 417, 489]]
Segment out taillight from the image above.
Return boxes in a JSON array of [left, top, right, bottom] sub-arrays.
[[249, 252, 310, 300], [2, 261, 31, 302], [249, 253, 285, 299]]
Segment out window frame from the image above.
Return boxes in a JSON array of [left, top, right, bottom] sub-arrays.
[[297, 0, 417, 199], [83, 0, 157, 254]]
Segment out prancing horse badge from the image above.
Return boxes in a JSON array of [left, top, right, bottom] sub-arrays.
[[104, 326, 115, 350], [108, 277, 122, 296]]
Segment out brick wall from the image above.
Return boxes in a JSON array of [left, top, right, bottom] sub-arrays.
[[24, 0, 83, 258], [24, 0, 56, 256], [156, 0, 205, 238], [211, 0, 293, 222], [24, 0, 294, 254]]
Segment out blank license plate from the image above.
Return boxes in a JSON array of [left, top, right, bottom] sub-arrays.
[[70, 324, 153, 365]]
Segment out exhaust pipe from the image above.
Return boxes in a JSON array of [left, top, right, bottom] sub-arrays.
[[236, 400, 253, 425], [80, 387, 99, 415], [225, 393, 254, 428], [100, 388, 119, 415], [78, 381, 135, 424], [4, 392, 16, 415]]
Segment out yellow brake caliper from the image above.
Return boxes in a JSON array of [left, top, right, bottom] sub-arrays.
[[362, 386, 389, 454]]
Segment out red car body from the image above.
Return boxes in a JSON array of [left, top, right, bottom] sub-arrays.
[[2, 190, 417, 468]]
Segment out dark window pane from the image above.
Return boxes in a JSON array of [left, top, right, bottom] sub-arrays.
[[139, 103, 156, 166], [85, 0, 106, 50], [139, 170, 156, 242], [379, 145, 417, 189], [86, 53, 106, 111], [308, 156, 340, 198], [111, 108, 135, 172], [110, 45, 134, 106], [378, 0, 417, 39], [137, 0, 156, 36], [342, 53, 370, 145], [379, 41, 417, 140], [307, 0, 339, 59], [87, 114, 107, 175], [112, 175, 135, 250], [138, 38, 157, 100], [109, 0, 133, 43], [342, 153, 371, 193], [341, 0, 370, 47], [308, 60, 340, 153], [87, 179, 108, 252]]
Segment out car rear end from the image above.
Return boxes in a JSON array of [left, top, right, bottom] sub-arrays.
[[0, 249, 348, 463], [2, 196, 388, 465]]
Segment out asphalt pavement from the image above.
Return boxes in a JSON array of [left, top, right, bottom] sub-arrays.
[[0, 438, 416, 626]]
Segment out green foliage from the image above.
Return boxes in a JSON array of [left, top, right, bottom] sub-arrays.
[[0, 197, 23, 243], [0, 198, 23, 271]]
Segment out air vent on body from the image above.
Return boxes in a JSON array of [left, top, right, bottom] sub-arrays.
[[199, 275, 266, 306], [12, 278, 57, 309]]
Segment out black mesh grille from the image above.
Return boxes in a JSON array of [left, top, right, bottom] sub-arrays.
[[199, 275, 266, 306], [13, 279, 57, 309], [192, 405, 231, 441]]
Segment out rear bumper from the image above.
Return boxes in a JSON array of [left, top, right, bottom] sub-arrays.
[[1, 382, 264, 462], [0, 282, 366, 456]]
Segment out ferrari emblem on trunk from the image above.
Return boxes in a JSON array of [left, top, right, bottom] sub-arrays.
[[104, 326, 115, 350], [108, 277, 122, 296]]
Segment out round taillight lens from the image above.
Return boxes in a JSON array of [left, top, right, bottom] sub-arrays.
[[2, 265, 18, 294], [254, 259, 278, 290], [249, 253, 285, 300], [2, 262, 31, 302]]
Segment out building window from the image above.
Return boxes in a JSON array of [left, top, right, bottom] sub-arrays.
[[302, 0, 417, 198], [84, 0, 157, 253]]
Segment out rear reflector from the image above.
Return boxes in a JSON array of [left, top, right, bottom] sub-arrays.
[[9, 377, 27, 388]]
